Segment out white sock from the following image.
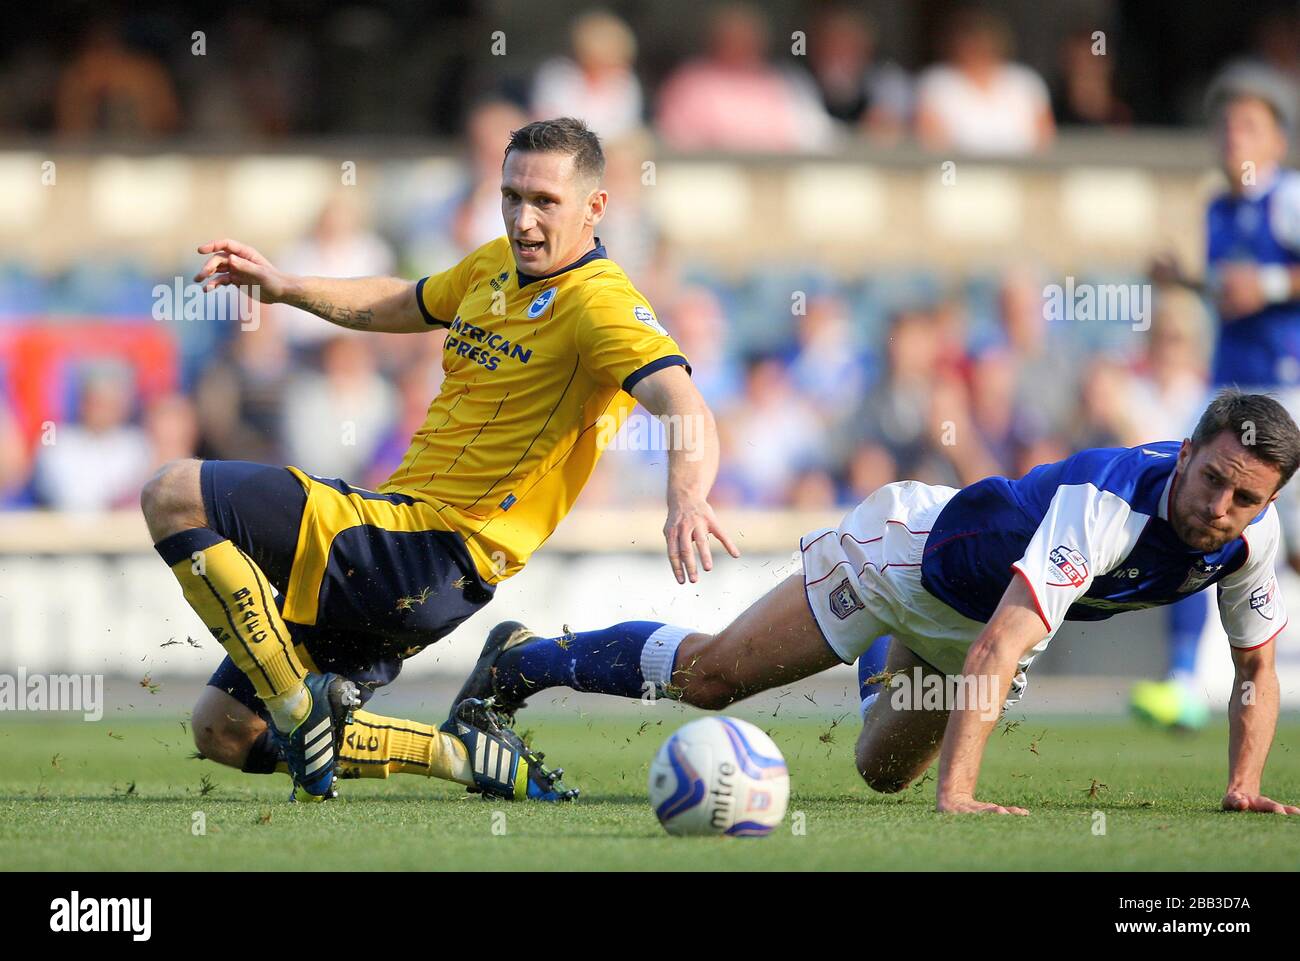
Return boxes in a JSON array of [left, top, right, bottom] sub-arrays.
[[859, 691, 879, 720], [264, 683, 309, 732], [641, 625, 693, 696]]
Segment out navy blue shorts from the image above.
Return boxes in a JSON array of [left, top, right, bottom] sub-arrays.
[[200, 460, 494, 718]]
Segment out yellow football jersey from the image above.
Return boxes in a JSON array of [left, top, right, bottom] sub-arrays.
[[379, 235, 687, 583]]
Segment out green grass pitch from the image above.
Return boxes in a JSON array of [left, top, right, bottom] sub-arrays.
[[2, 711, 1298, 870]]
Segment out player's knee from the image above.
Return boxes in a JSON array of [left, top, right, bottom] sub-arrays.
[[855, 745, 909, 794], [140, 459, 205, 539], [191, 698, 256, 769]]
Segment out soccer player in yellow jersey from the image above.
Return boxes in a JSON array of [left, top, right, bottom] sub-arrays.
[[140, 117, 737, 801]]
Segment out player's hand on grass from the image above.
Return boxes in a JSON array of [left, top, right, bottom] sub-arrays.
[[664, 496, 740, 585], [194, 238, 292, 304], [936, 793, 1029, 816], [1221, 791, 1300, 814]]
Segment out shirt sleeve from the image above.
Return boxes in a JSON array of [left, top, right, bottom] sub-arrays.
[[415, 242, 491, 327], [1269, 172, 1300, 255], [1217, 507, 1288, 649], [575, 291, 690, 392], [1009, 484, 1147, 635]]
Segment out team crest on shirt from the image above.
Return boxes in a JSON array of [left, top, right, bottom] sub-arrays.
[[828, 577, 865, 620], [1250, 577, 1278, 620], [1047, 546, 1089, 588], [527, 288, 557, 318], [1177, 558, 1223, 594], [634, 305, 668, 335]]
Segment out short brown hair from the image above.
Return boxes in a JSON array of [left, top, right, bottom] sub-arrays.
[[503, 117, 605, 183], [1191, 389, 1300, 488]]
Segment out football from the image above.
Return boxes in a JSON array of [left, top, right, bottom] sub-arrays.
[[648, 716, 790, 837]]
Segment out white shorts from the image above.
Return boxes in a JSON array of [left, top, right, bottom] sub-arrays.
[[801, 480, 1039, 700]]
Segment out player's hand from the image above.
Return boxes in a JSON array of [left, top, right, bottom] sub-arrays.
[[1221, 791, 1300, 814], [663, 495, 740, 585], [1215, 264, 1268, 320], [194, 238, 292, 304], [936, 793, 1029, 815]]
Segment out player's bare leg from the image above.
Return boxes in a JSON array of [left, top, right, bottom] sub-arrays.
[[670, 573, 843, 709], [853, 640, 952, 793], [192, 684, 478, 785]]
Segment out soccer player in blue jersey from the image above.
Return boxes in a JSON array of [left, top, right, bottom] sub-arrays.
[[454, 391, 1300, 815], [1140, 63, 1300, 729]]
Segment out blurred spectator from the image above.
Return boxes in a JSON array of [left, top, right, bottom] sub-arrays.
[[270, 195, 397, 348], [454, 99, 529, 253], [841, 309, 942, 480], [1122, 291, 1210, 444], [144, 393, 200, 468], [785, 294, 868, 415], [844, 442, 898, 502], [32, 364, 151, 511], [716, 355, 825, 505], [594, 131, 663, 280], [1052, 27, 1133, 128], [656, 2, 834, 152], [914, 8, 1054, 155], [662, 286, 743, 409], [0, 399, 32, 507], [364, 358, 447, 488], [185, 13, 309, 139], [786, 467, 838, 509], [281, 336, 396, 481], [1069, 355, 1139, 451], [806, 6, 911, 142], [531, 10, 644, 139], [194, 324, 293, 465], [1248, 9, 1300, 90], [994, 266, 1078, 441], [55, 18, 181, 138]]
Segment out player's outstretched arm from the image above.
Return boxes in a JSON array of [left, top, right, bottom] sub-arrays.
[[631, 365, 739, 585], [194, 238, 428, 333], [1223, 640, 1299, 814], [935, 573, 1048, 815]]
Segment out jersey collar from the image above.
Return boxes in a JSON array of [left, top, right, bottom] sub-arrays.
[[516, 238, 607, 288], [1158, 465, 1177, 522]]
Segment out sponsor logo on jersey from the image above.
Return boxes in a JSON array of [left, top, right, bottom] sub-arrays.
[[634, 304, 668, 335], [1250, 577, 1277, 620], [444, 316, 533, 370], [1048, 545, 1089, 587], [828, 577, 865, 620], [527, 287, 557, 318], [489, 270, 509, 291], [1177, 558, 1223, 594]]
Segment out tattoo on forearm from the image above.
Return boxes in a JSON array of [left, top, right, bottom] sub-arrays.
[[304, 299, 374, 329]]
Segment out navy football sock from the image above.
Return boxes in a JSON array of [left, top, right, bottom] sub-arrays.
[[495, 621, 693, 701], [240, 727, 285, 774], [857, 634, 891, 717], [1167, 593, 1207, 681]]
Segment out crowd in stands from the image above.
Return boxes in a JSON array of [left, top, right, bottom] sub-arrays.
[[0, 3, 1271, 513], [9, 3, 1299, 150]]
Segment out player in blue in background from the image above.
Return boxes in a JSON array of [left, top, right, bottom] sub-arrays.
[[455, 391, 1300, 815], [1141, 62, 1300, 730]]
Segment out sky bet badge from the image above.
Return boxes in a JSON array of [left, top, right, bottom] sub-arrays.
[[527, 288, 556, 318]]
